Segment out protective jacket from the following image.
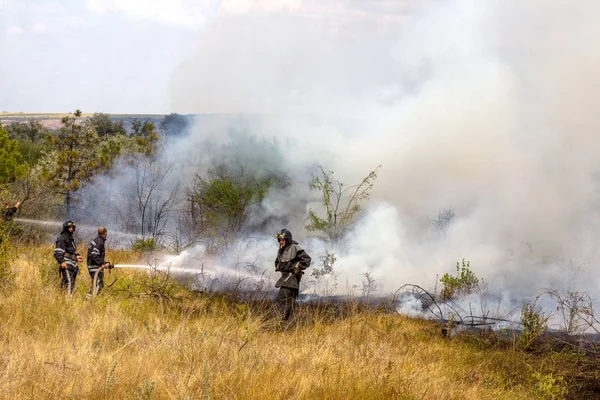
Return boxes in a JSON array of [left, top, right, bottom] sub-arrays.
[[2, 207, 17, 221], [54, 229, 79, 271], [87, 235, 106, 271], [275, 240, 311, 289]]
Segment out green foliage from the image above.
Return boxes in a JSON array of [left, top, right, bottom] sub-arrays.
[[160, 113, 190, 137], [0, 123, 27, 184], [86, 113, 126, 137], [4, 120, 52, 165], [519, 298, 551, 351], [97, 133, 124, 171], [127, 119, 160, 160], [4, 119, 48, 142], [10, 154, 63, 220], [528, 369, 568, 399], [439, 259, 479, 301], [43, 110, 122, 218], [306, 165, 381, 242], [132, 238, 158, 253], [17, 140, 53, 166], [192, 165, 274, 253]]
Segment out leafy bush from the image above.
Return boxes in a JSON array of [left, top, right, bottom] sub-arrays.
[[0, 123, 27, 184], [519, 298, 551, 351], [529, 370, 568, 399], [306, 165, 380, 243], [132, 238, 157, 253], [439, 259, 479, 301]]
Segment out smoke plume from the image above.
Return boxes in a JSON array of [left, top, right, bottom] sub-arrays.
[[161, 0, 600, 304]]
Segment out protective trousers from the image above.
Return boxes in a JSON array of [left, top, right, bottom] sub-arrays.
[[88, 268, 104, 296], [277, 287, 299, 320], [60, 268, 77, 294]]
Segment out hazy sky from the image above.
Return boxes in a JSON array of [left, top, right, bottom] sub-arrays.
[[0, 0, 414, 113]]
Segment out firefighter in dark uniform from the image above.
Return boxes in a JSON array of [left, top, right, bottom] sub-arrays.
[[274, 229, 311, 320], [2, 200, 20, 222], [53, 220, 83, 294], [86, 226, 108, 298]]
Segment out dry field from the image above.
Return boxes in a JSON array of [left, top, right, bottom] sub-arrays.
[[0, 246, 597, 399], [0, 112, 165, 129]]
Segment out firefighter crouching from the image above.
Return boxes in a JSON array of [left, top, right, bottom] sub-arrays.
[[274, 229, 311, 320], [87, 226, 111, 298], [53, 220, 83, 294]]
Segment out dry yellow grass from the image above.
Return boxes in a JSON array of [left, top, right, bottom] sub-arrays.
[[0, 246, 586, 399]]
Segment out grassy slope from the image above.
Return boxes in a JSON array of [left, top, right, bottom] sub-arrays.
[[0, 246, 594, 399]]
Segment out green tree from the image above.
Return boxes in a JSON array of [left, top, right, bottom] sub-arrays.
[[0, 123, 27, 184], [192, 164, 274, 253], [44, 110, 120, 218], [5, 119, 53, 165], [4, 119, 48, 142], [128, 119, 160, 160], [86, 113, 126, 137], [306, 165, 381, 242], [159, 113, 190, 137]]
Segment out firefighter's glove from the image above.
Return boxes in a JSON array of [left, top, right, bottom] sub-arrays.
[[293, 263, 301, 275]]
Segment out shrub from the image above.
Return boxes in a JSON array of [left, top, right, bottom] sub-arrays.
[[439, 259, 479, 301], [132, 238, 157, 253], [519, 298, 551, 351]]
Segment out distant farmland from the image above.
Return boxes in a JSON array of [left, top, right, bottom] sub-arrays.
[[0, 112, 167, 129]]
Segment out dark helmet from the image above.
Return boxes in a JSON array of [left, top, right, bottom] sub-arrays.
[[62, 220, 76, 231], [276, 229, 292, 242]]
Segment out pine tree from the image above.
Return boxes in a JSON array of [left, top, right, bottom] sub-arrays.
[[44, 110, 120, 218]]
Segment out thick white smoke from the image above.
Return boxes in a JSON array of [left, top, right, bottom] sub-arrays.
[[150, 0, 600, 315]]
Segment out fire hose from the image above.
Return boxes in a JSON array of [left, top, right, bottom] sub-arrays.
[[90, 261, 114, 298]]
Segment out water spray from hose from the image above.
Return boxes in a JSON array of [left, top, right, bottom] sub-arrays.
[[114, 264, 203, 275]]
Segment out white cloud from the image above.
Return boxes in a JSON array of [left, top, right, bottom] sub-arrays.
[[32, 22, 48, 34], [86, 0, 216, 29], [220, 0, 304, 14], [85, 0, 413, 29], [6, 25, 23, 36]]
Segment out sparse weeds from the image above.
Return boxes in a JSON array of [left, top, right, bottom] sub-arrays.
[[310, 249, 339, 295]]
